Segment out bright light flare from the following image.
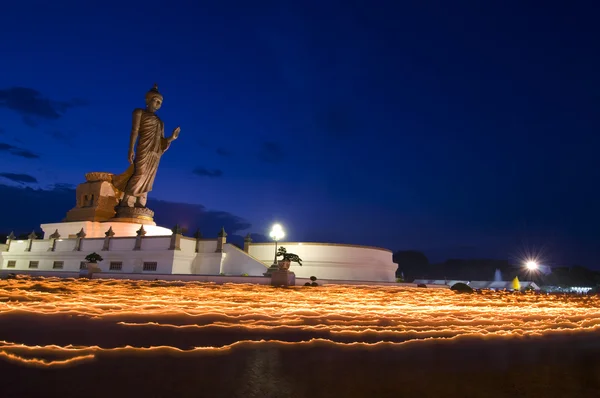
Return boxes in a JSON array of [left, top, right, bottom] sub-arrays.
[[269, 223, 284, 241], [526, 261, 538, 270]]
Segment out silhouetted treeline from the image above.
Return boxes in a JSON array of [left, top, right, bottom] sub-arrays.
[[394, 250, 600, 287]]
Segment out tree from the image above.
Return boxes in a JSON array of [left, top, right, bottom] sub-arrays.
[[393, 250, 429, 279]]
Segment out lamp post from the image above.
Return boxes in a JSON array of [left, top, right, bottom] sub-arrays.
[[270, 224, 285, 266], [264, 224, 285, 276]]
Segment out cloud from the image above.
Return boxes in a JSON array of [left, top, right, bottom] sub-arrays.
[[193, 167, 223, 178], [216, 147, 231, 157], [0, 87, 88, 126], [0, 184, 252, 237], [0, 142, 40, 159], [226, 232, 269, 249], [258, 141, 283, 163], [0, 172, 38, 184], [49, 182, 76, 191]]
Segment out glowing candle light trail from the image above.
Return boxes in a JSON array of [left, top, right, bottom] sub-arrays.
[[0, 276, 599, 367]]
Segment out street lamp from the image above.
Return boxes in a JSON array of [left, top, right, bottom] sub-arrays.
[[270, 223, 285, 266]]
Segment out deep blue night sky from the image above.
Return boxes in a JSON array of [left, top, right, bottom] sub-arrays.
[[1, 1, 599, 267]]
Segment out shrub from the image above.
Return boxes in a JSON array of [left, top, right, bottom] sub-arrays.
[[451, 282, 473, 293], [304, 282, 311, 286], [310, 276, 317, 282], [396, 277, 405, 283], [241, 273, 248, 277], [311, 282, 318, 287], [85, 252, 103, 263], [416, 283, 426, 288]]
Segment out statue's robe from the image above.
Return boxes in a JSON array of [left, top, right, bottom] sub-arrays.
[[113, 109, 169, 196]]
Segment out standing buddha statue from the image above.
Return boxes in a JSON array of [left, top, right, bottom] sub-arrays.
[[112, 84, 180, 219]]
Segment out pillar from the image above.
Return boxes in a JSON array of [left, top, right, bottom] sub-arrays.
[[73, 228, 86, 251], [215, 227, 227, 253], [25, 231, 37, 252], [194, 229, 202, 253], [169, 224, 182, 250], [48, 229, 60, 252], [102, 226, 115, 251], [243, 233, 252, 253], [134, 225, 146, 250], [6, 232, 15, 252]]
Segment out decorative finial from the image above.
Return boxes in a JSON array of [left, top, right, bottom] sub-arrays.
[[172, 224, 183, 235], [136, 225, 147, 236], [49, 229, 61, 239], [218, 227, 227, 238], [76, 228, 86, 238], [28, 230, 38, 240], [194, 228, 203, 239], [244, 233, 252, 242], [105, 226, 115, 237], [7, 231, 16, 240]]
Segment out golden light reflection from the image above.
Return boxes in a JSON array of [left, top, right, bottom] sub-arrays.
[[0, 276, 599, 367]]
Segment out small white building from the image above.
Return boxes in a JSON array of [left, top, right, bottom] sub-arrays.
[[0, 222, 398, 282], [0, 221, 267, 277]]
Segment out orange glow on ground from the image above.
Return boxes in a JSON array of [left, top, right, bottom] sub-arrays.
[[0, 275, 599, 367]]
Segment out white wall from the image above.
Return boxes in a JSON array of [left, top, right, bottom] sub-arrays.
[[248, 242, 397, 282], [1, 235, 177, 275], [188, 240, 221, 274], [191, 253, 224, 274], [180, 237, 196, 252], [55, 239, 77, 251], [0, 230, 397, 283], [222, 244, 268, 276], [41, 221, 172, 239]]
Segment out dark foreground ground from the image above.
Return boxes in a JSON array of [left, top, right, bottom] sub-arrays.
[[1, 334, 599, 398]]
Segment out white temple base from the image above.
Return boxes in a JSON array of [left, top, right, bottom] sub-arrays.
[[41, 221, 173, 239]]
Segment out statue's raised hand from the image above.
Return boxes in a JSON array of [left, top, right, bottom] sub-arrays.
[[171, 127, 181, 141], [128, 151, 135, 164]]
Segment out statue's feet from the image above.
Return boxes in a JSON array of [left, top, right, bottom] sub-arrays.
[[119, 194, 137, 208]]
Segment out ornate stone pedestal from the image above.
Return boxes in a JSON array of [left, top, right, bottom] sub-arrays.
[[64, 172, 121, 222], [111, 206, 156, 226], [87, 263, 102, 278], [271, 270, 295, 287]]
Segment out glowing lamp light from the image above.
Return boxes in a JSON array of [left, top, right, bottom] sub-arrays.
[[269, 224, 285, 267], [269, 224, 285, 241], [526, 261, 538, 270]]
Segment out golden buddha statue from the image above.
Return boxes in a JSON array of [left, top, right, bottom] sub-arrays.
[[112, 84, 180, 209]]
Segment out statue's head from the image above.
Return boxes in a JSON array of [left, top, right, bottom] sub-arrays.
[[145, 84, 163, 112]]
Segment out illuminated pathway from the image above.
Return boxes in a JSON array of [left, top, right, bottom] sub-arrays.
[[0, 276, 599, 367]]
